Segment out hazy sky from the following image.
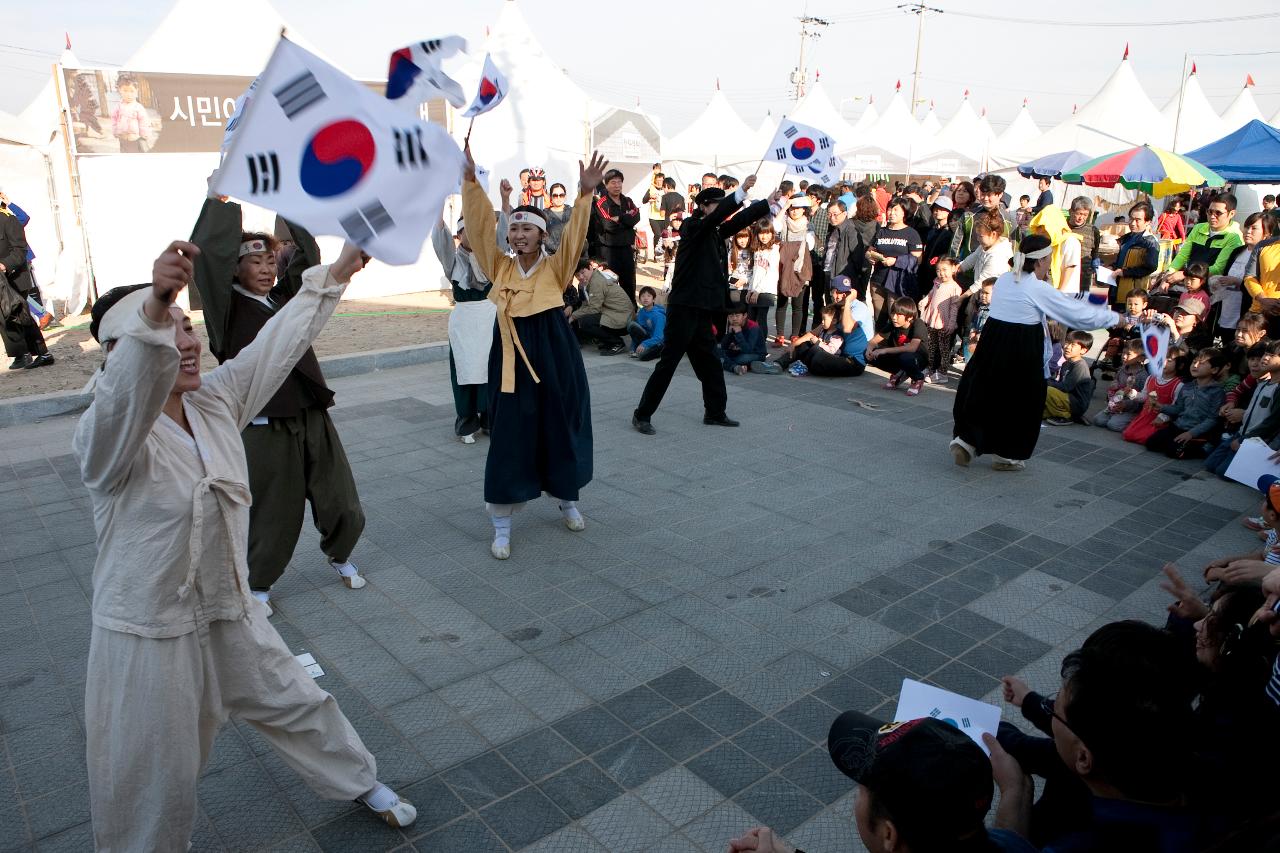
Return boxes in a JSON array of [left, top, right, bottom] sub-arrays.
[[3, 0, 1278, 133]]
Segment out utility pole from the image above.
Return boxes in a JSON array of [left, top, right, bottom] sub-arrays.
[[898, 2, 943, 117], [790, 16, 830, 100]]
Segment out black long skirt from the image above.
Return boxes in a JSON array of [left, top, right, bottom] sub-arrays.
[[952, 317, 1047, 462], [484, 308, 593, 504]]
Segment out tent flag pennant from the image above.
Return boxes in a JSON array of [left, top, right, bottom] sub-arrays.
[[764, 119, 841, 184], [214, 37, 465, 265], [385, 36, 468, 110], [460, 54, 509, 119]]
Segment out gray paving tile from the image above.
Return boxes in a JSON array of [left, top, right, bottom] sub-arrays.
[[537, 758, 624, 820], [498, 727, 583, 783], [731, 718, 812, 769], [440, 751, 525, 808], [646, 666, 718, 706], [478, 786, 570, 849], [415, 815, 506, 852], [734, 774, 824, 835], [642, 712, 721, 762], [687, 691, 765, 738], [635, 766, 723, 829], [686, 742, 768, 797], [581, 792, 674, 853], [593, 734, 674, 789], [602, 685, 678, 730], [553, 706, 631, 755]]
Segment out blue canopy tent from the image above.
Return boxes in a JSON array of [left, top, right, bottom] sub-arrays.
[[1184, 120, 1280, 183], [1017, 150, 1090, 180]]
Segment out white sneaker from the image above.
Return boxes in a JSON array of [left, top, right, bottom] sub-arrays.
[[491, 537, 511, 560], [252, 590, 272, 617], [329, 558, 366, 590], [932, 371, 949, 384], [559, 502, 586, 532], [460, 432, 477, 445], [359, 784, 417, 828], [992, 456, 1026, 471]]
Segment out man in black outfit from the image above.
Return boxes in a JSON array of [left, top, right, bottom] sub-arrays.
[[0, 212, 51, 369], [632, 174, 781, 434]]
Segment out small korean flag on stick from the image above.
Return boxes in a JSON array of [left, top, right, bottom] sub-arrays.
[[385, 36, 468, 110], [461, 54, 509, 119], [1140, 321, 1171, 380], [759, 117, 840, 184], [215, 36, 464, 265]]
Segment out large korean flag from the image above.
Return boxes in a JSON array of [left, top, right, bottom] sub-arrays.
[[214, 37, 464, 265], [764, 119, 842, 185]]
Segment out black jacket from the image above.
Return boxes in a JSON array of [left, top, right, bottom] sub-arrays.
[[0, 213, 34, 295], [668, 194, 771, 310]]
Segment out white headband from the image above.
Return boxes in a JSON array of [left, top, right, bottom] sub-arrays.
[[508, 210, 546, 232], [239, 239, 270, 258], [1012, 245, 1053, 271]]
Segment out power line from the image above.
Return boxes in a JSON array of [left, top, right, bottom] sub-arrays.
[[943, 9, 1280, 27]]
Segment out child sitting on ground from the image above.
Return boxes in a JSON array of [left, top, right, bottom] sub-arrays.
[[717, 306, 766, 375], [1227, 313, 1267, 381], [1124, 343, 1188, 445], [1092, 339, 1149, 432], [628, 285, 666, 361], [866, 297, 929, 396], [1145, 347, 1229, 458], [1044, 330, 1097, 425], [1204, 340, 1280, 478], [918, 256, 963, 385], [964, 277, 995, 360], [1100, 288, 1147, 377]]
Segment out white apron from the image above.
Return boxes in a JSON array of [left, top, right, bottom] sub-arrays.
[[448, 299, 497, 385]]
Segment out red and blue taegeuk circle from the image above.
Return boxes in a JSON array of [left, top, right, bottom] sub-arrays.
[[299, 120, 376, 198], [385, 48, 419, 100], [478, 76, 499, 105], [790, 137, 816, 160], [1145, 332, 1161, 358]]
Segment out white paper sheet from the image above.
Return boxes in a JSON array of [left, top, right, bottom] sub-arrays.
[[1095, 266, 1117, 286], [894, 679, 1001, 754], [294, 652, 325, 679], [1225, 437, 1280, 490]]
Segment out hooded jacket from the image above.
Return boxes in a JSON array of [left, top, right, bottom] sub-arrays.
[[1028, 205, 1082, 292]]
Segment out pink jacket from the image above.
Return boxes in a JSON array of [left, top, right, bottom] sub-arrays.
[[919, 280, 962, 330]]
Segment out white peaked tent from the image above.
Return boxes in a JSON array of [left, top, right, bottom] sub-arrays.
[[996, 103, 1041, 154], [664, 89, 759, 182], [842, 90, 921, 174], [850, 98, 879, 137], [1025, 52, 1171, 157], [918, 104, 941, 139], [1161, 68, 1227, 152], [753, 112, 777, 153], [1220, 79, 1265, 133], [788, 81, 858, 149], [922, 96, 985, 159]]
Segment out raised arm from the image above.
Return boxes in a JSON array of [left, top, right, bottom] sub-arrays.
[[1027, 279, 1120, 330], [203, 244, 365, 430], [430, 218, 456, 272], [549, 151, 608, 287], [188, 195, 243, 360], [73, 242, 197, 494]]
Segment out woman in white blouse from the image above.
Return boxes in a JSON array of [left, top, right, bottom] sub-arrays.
[[75, 241, 417, 849], [951, 234, 1119, 471]]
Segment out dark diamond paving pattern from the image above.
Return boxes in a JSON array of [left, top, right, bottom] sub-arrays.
[[0, 354, 1254, 851]]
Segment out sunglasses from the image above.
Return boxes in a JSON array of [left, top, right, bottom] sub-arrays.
[[1208, 209, 1228, 217], [551, 193, 566, 198]]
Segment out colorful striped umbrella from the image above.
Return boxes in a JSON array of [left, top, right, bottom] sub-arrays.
[[1059, 144, 1224, 197]]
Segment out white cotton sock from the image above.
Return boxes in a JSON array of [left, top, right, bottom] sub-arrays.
[[329, 559, 359, 578], [557, 501, 582, 520], [491, 514, 512, 545], [252, 591, 270, 605], [359, 782, 398, 812]]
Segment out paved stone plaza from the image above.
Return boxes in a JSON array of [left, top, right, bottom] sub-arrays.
[[0, 352, 1260, 852]]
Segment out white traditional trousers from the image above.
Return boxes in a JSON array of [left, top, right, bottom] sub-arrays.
[[85, 611, 376, 852]]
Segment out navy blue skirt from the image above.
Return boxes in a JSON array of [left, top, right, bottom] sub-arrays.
[[484, 308, 593, 504]]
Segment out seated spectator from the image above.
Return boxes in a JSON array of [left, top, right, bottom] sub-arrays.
[[1145, 298, 1210, 357], [1199, 475, 1280, 584], [1205, 341, 1280, 477], [717, 305, 765, 375], [628, 285, 665, 361], [1144, 347, 1229, 458], [725, 711, 1039, 853], [1180, 261, 1212, 317], [1099, 289, 1147, 376], [1122, 343, 1188, 445], [994, 621, 1208, 853], [866, 297, 928, 396], [1092, 339, 1149, 433], [1228, 313, 1267, 378], [770, 276, 872, 377], [1044, 330, 1096, 425], [964, 276, 995, 360], [570, 259, 633, 355]]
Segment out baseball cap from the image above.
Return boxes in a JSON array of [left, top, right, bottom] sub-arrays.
[[931, 196, 953, 212], [831, 274, 853, 293], [1175, 296, 1205, 317], [828, 711, 993, 846], [1258, 475, 1280, 513]]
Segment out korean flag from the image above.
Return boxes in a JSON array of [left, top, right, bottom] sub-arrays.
[[460, 54, 509, 119], [214, 37, 464, 265], [765, 119, 836, 169]]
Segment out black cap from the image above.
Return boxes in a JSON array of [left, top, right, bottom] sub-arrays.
[[828, 711, 993, 845], [695, 187, 726, 205]]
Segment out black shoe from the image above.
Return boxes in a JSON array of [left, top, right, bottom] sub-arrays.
[[8, 355, 30, 370], [600, 342, 626, 356], [703, 415, 740, 427], [632, 415, 655, 435], [24, 354, 54, 369]]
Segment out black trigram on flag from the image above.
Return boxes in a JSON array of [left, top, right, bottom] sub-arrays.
[[774, 147, 787, 160], [394, 127, 429, 167], [418, 39, 447, 54], [783, 125, 798, 138], [339, 201, 396, 245], [273, 71, 326, 120], [791, 164, 806, 175], [818, 137, 831, 150], [246, 152, 281, 194]]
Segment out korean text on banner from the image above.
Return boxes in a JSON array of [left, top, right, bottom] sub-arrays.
[[764, 118, 843, 185], [214, 37, 464, 266]]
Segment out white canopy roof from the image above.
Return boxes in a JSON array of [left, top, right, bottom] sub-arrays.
[[918, 105, 941, 138], [924, 95, 988, 161], [125, 0, 322, 74], [787, 81, 858, 149], [844, 90, 920, 157], [850, 98, 879, 137], [665, 88, 758, 170], [1161, 69, 1227, 152], [1220, 80, 1264, 133], [0, 110, 43, 147], [1026, 54, 1171, 157], [753, 112, 777, 152], [996, 102, 1041, 153]]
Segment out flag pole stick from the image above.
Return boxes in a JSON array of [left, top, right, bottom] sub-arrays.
[[464, 117, 475, 145]]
